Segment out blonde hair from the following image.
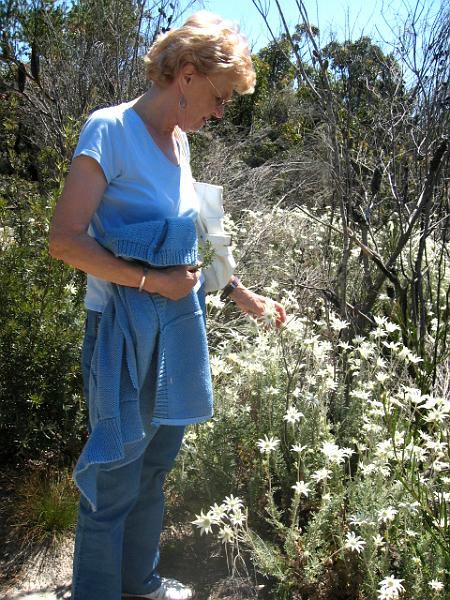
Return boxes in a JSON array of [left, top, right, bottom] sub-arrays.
[[144, 11, 256, 94]]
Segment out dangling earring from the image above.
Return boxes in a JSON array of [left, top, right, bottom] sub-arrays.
[[179, 94, 187, 110]]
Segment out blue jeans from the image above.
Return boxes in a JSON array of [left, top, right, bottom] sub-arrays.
[[72, 311, 185, 600]]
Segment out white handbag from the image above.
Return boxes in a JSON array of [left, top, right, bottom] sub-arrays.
[[193, 181, 236, 293], [175, 128, 236, 293]]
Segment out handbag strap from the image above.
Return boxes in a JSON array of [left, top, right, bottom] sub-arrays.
[[174, 126, 191, 169]]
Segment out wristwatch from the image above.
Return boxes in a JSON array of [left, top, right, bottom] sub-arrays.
[[220, 275, 240, 302]]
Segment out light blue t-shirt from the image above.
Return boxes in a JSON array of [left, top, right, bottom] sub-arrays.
[[73, 101, 199, 312]]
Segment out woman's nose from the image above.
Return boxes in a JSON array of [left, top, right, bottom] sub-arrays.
[[213, 104, 225, 119]]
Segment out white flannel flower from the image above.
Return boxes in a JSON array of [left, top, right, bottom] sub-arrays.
[[405, 529, 419, 538], [435, 491, 450, 502], [349, 513, 375, 527], [383, 340, 401, 351], [312, 468, 332, 483], [341, 447, 355, 458], [218, 525, 234, 544], [362, 421, 383, 434], [371, 326, 387, 339], [376, 356, 387, 369], [321, 441, 347, 464], [350, 389, 371, 401], [281, 290, 299, 311], [292, 480, 311, 497], [375, 440, 394, 461], [408, 352, 424, 364], [338, 341, 353, 350], [384, 320, 400, 333], [64, 283, 77, 295], [373, 534, 385, 548], [329, 312, 349, 332], [285, 318, 306, 336], [283, 406, 304, 424], [209, 355, 232, 377], [264, 279, 279, 294], [376, 371, 389, 384], [344, 531, 366, 554], [257, 435, 280, 454], [291, 443, 308, 454], [223, 495, 243, 512], [378, 575, 405, 599], [402, 386, 426, 405], [261, 299, 278, 327], [377, 506, 398, 524], [396, 345, 410, 361], [424, 398, 450, 424], [428, 580, 444, 592], [358, 341, 375, 360], [265, 385, 279, 396], [397, 345, 423, 364], [192, 510, 214, 535], [229, 508, 246, 526], [374, 315, 388, 328], [209, 502, 227, 523], [425, 408, 449, 424]]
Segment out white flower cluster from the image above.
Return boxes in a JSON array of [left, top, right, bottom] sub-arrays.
[[197, 264, 449, 595], [192, 495, 247, 543], [321, 441, 354, 464]]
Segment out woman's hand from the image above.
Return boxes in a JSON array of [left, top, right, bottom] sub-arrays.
[[229, 285, 286, 328], [145, 266, 201, 301]]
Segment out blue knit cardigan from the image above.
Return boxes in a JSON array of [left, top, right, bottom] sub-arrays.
[[74, 217, 213, 510]]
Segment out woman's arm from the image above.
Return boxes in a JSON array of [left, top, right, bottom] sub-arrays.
[[228, 279, 287, 328], [49, 155, 200, 301]]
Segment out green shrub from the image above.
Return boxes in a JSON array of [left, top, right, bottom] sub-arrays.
[[0, 175, 86, 464]]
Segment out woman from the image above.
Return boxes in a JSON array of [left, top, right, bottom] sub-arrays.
[[49, 11, 286, 600]]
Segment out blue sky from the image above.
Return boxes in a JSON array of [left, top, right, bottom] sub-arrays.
[[201, 0, 439, 52]]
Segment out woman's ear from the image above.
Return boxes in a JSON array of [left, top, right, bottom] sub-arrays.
[[179, 62, 196, 88]]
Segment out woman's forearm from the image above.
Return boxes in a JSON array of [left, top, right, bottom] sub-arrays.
[[49, 231, 146, 288], [48, 231, 200, 300]]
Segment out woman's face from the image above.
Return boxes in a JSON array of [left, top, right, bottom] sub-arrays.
[[178, 69, 234, 132]]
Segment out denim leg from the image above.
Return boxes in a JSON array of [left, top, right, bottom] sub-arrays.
[[72, 447, 151, 600], [73, 313, 185, 599], [121, 425, 185, 595]]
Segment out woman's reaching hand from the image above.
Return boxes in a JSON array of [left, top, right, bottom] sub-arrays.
[[229, 285, 286, 329]]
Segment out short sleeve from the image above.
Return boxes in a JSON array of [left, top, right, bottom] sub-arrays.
[[73, 110, 122, 183]]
